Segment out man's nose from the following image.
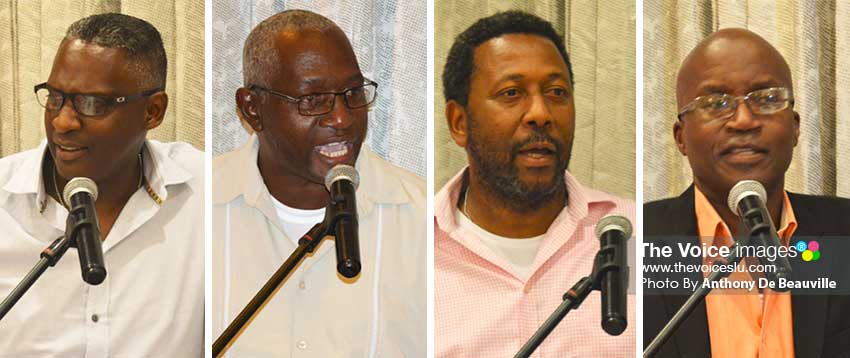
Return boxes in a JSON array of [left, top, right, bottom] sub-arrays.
[[522, 93, 553, 129], [725, 99, 761, 132], [51, 99, 82, 133], [322, 94, 355, 129]]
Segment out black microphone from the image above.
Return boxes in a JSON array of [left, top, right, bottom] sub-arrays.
[[727, 180, 792, 289], [324, 165, 361, 278], [595, 214, 631, 336], [63, 177, 106, 285]]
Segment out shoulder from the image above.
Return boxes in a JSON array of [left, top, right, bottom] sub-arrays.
[[149, 140, 203, 176], [584, 186, 635, 215], [644, 196, 679, 215], [362, 148, 426, 206], [789, 192, 850, 212], [788, 193, 850, 231], [0, 147, 42, 188], [212, 146, 243, 181]]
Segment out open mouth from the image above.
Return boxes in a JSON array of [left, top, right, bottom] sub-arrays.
[[719, 144, 768, 164], [316, 141, 352, 159], [515, 142, 557, 167], [57, 144, 86, 152], [53, 142, 89, 161]]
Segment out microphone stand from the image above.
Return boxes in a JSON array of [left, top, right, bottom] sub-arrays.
[[212, 222, 329, 357], [213, 195, 356, 358], [643, 240, 745, 357], [0, 235, 73, 322], [515, 243, 625, 358]]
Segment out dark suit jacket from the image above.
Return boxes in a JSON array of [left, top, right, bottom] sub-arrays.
[[644, 185, 850, 358]]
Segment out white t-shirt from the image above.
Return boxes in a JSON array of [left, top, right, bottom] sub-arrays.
[[270, 196, 326, 246], [455, 210, 544, 280]]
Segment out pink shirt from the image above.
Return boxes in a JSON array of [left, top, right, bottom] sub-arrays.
[[435, 169, 636, 357]]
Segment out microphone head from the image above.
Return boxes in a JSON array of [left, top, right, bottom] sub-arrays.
[[595, 214, 632, 239], [727, 180, 767, 214], [324, 165, 360, 192], [63, 177, 98, 204]]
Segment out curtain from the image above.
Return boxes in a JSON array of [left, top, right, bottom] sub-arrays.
[[435, 0, 636, 200], [0, 0, 205, 156], [211, 0, 427, 177], [644, 0, 850, 201]]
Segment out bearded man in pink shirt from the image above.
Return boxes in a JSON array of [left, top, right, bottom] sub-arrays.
[[435, 10, 636, 357]]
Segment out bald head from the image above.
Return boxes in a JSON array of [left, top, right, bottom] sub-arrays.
[[676, 28, 793, 108], [242, 9, 351, 87]]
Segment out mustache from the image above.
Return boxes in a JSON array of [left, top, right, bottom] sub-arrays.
[[510, 131, 563, 157]]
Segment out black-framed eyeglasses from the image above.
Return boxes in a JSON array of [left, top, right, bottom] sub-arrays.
[[34, 83, 163, 117], [248, 79, 378, 116], [677, 87, 794, 122]]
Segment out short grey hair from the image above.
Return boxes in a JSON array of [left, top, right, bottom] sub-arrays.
[[242, 9, 339, 86], [66, 13, 167, 90]]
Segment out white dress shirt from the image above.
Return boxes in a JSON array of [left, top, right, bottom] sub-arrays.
[[212, 135, 426, 357], [0, 140, 204, 358]]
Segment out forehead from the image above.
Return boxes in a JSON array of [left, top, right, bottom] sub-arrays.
[[471, 33, 570, 85], [48, 38, 136, 95], [269, 29, 362, 92], [679, 37, 791, 97]]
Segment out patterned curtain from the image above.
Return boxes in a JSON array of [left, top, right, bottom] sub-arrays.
[[212, 0, 427, 177], [434, 0, 636, 200], [644, 0, 850, 201], [0, 0, 205, 156]]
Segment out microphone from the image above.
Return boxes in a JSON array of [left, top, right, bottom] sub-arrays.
[[727, 180, 792, 289], [595, 214, 631, 336], [63, 177, 106, 285], [324, 165, 361, 279]]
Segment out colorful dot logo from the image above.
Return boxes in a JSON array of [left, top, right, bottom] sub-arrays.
[[794, 240, 821, 262]]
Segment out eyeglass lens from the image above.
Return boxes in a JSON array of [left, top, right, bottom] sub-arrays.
[[36, 87, 110, 116]]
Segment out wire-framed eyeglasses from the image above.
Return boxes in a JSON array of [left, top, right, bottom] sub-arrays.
[[248, 79, 378, 116]]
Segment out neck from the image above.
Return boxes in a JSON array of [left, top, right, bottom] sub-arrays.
[[463, 172, 566, 238], [257, 152, 329, 210], [56, 157, 141, 212]]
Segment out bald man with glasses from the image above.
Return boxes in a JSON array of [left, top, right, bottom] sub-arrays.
[[643, 28, 850, 358]]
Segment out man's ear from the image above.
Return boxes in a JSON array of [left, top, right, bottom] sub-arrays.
[[143, 91, 168, 130], [673, 119, 687, 156], [792, 110, 800, 147], [446, 100, 469, 148], [236, 87, 262, 132]]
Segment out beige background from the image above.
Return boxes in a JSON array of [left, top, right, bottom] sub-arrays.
[[434, 0, 636, 200], [0, 0, 205, 157], [644, 0, 850, 201]]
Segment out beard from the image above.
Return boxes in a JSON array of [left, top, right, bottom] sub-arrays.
[[466, 115, 571, 213]]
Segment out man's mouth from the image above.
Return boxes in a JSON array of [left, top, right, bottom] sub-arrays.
[[54, 142, 89, 161], [57, 144, 86, 152], [515, 142, 557, 167], [316, 141, 352, 159], [719, 144, 768, 164]]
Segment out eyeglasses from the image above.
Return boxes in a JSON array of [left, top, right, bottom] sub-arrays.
[[677, 87, 794, 122], [34, 83, 163, 117], [248, 80, 378, 116]]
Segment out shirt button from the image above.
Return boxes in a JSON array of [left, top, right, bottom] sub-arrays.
[[298, 281, 306, 290], [91, 314, 99, 323], [297, 340, 308, 349]]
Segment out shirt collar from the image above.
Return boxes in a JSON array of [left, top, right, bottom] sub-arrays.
[[214, 134, 411, 217], [694, 185, 798, 245], [1, 139, 192, 208]]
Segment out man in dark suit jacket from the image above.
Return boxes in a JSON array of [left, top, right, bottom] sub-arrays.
[[643, 28, 850, 358]]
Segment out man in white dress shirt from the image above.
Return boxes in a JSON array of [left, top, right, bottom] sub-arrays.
[[0, 13, 203, 357], [212, 9, 426, 357]]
